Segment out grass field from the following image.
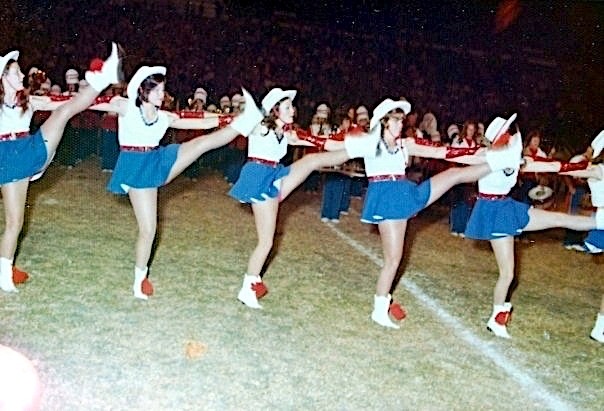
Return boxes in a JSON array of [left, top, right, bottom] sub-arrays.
[[1, 159, 602, 410]]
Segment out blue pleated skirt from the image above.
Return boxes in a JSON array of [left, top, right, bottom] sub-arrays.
[[107, 144, 179, 194], [228, 161, 290, 203], [0, 130, 48, 184], [360, 178, 431, 224], [464, 197, 530, 240]]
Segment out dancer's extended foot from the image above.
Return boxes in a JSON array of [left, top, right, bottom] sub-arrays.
[[237, 274, 264, 309], [230, 88, 263, 137], [85, 42, 120, 92]]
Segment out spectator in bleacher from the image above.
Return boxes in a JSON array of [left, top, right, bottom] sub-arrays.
[[516, 129, 548, 204], [561, 145, 593, 250], [302, 103, 332, 193], [449, 120, 480, 237], [320, 113, 356, 223]]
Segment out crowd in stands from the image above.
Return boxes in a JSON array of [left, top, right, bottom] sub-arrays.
[[4, 1, 601, 144], [5, 0, 601, 241]]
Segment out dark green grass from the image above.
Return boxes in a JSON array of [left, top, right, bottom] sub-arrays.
[[1, 160, 602, 410]]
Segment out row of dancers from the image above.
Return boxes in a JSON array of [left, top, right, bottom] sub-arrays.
[[1, 42, 603, 342]]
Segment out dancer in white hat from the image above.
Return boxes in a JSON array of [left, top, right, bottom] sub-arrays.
[[232, 87, 386, 309], [464, 123, 604, 339], [356, 101, 522, 329], [567, 162, 604, 344], [89, 65, 263, 299], [0, 42, 121, 292], [555, 130, 604, 342]]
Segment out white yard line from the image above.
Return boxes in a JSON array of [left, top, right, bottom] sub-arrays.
[[328, 223, 574, 411]]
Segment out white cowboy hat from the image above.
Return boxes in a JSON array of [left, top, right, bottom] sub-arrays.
[[528, 185, 553, 202], [127, 66, 166, 102], [485, 113, 517, 145], [591, 129, 604, 158], [261, 87, 297, 114], [369, 98, 411, 131], [0, 50, 20, 76]]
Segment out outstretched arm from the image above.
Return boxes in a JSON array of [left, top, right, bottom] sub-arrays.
[[521, 156, 593, 174], [405, 137, 485, 164], [288, 128, 332, 148], [560, 164, 603, 179], [168, 110, 248, 130], [87, 95, 128, 114], [31, 94, 128, 114], [29, 95, 74, 111]]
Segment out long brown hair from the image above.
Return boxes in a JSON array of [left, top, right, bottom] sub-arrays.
[[135, 74, 165, 107], [261, 97, 288, 136], [459, 120, 478, 144], [379, 108, 406, 138]]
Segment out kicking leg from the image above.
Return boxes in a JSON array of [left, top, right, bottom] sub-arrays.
[[165, 128, 240, 183], [279, 151, 350, 200], [165, 88, 262, 183], [40, 42, 120, 165], [425, 164, 491, 206], [523, 208, 596, 232]]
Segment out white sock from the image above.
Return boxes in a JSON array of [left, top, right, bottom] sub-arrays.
[[0, 257, 17, 293], [371, 294, 400, 329], [591, 313, 604, 342], [133, 266, 148, 300], [237, 274, 262, 309], [594, 313, 604, 333]]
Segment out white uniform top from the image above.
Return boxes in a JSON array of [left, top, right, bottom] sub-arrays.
[[118, 104, 171, 147], [247, 128, 288, 162], [588, 164, 604, 207], [364, 140, 409, 177], [478, 168, 519, 195], [0, 104, 33, 135]]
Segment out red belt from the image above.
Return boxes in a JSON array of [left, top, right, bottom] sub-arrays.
[[248, 157, 279, 167], [478, 193, 508, 200], [120, 145, 159, 152], [368, 174, 405, 182], [0, 131, 29, 141]]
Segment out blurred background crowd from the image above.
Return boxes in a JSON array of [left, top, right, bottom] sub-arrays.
[[3, 0, 602, 246]]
